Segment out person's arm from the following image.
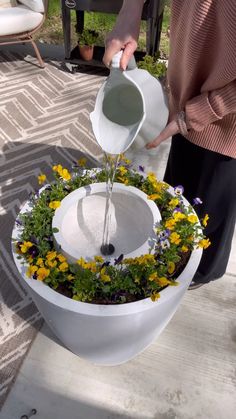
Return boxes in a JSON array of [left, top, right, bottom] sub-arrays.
[[103, 0, 145, 70], [147, 81, 236, 148], [185, 80, 236, 132]]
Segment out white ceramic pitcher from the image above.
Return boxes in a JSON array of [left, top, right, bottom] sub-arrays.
[[90, 51, 169, 155]]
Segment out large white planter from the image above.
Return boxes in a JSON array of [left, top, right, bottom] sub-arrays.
[[12, 183, 202, 366]]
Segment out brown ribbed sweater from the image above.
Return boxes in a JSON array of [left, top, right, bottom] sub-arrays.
[[168, 0, 236, 157]]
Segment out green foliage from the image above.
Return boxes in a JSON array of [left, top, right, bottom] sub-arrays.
[[47, 0, 60, 17], [162, 3, 171, 30], [78, 29, 99, 46], [138, 55, 167, 79], [84, 11, 117, 34]]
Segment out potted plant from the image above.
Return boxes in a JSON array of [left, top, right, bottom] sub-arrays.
[[78, 29, 99, 61], [12, 156, 210, 365], [137, 54, 167, 79], [138, 54, 168, 95]]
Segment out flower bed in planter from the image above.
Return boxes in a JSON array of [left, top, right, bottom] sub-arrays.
[[12, 157, 210, 364]]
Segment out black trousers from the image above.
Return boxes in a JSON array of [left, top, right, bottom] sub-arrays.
[[164, 134, 236, 283]]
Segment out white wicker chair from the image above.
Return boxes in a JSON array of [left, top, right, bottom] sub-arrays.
[[0, 0, 48, 68]]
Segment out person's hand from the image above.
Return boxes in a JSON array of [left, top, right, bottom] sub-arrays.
[[146, 118, 180, 149], [103, 0, 144, 70], [103, 31, 138, 71]]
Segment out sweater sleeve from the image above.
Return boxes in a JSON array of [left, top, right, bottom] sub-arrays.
[[185, 80, 236, 132]]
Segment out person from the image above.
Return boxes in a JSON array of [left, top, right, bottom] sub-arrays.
[[103, 0, 236, 288]]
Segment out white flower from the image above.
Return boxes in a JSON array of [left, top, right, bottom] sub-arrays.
[[160, 239, 170, 249]]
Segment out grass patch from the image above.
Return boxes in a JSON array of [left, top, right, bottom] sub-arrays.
[[47, 0, 60, 17]]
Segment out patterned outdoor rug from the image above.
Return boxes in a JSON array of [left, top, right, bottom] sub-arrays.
[[0, 50, 106, 409]]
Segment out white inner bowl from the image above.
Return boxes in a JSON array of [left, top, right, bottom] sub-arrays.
[[52, 182, 161, 263]]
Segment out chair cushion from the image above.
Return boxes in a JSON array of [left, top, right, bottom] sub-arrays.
[[0, 5, 44, 36], [18, 0, 44, 13], [0, 0, 17, 7]]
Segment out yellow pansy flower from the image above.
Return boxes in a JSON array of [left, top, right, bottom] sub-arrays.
[[46, 259, 57, 268], [136, 254, 156, 265], [86, 262, 97, 273], [61, 168, 71, 181], [173, 212, 186, 221], [52, 164, 63, 174], [59, 262, 69, 272], [94, 255, 104, 263], [37, 267, 50, 281], [148, 272, 158, 281], [36, 257, 44, 267], [26, 265, 38, 278], [67, 274, 75, 281], [165, 219, 176, 230], [119, 153, 125, 160], [120, 154, 131, 165], [168, 198, 179, 208], [49, 201, 61, 210], [148, 193, 161, 201], [123, 157, 131, 164], [100, 268, 111, 282], [118, 166, 128, 175], [117, 176, 129, 185], [202, 214, 209, 227], [27, 256, 33, 264], [187, 214, 198, 224], [147, 171, 157, 181], [46, 251, 57, 261], [78, 157, 87, 167], [117, 176, 124, 183], [198, 238, 211, 249], [123, 257, 134, 265], [157, 277, 171, 287], [57, 254, 67, 263], [38, 174, 46, 185], [20, 241, 33, 253], [167, 261, 175, 274], [151, 292, 160, 302], [181, 245, 189, 253], [77, 257, 87, 268], [170, 232, 181, 245]]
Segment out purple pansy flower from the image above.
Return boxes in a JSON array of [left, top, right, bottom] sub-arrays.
[[114, 254, 124, 265], [193, 197, 203, 205], [174, 185, 184, 195], [173, 207, 183, 213], [138, 165, 145, 172], [158, 229, 170, 240], [28, 245, 39, 258], [72, 161, 79, 169]]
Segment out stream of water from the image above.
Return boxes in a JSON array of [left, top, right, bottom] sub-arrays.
[[100, 153, 121, 256]]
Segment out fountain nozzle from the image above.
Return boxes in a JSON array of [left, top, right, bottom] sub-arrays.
[[100, 243, 115, 256]]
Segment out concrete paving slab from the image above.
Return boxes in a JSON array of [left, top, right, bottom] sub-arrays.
[[1, 274, 236, 419]]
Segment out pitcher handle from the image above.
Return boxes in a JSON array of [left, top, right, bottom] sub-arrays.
[[111, 51, 137, 70]]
